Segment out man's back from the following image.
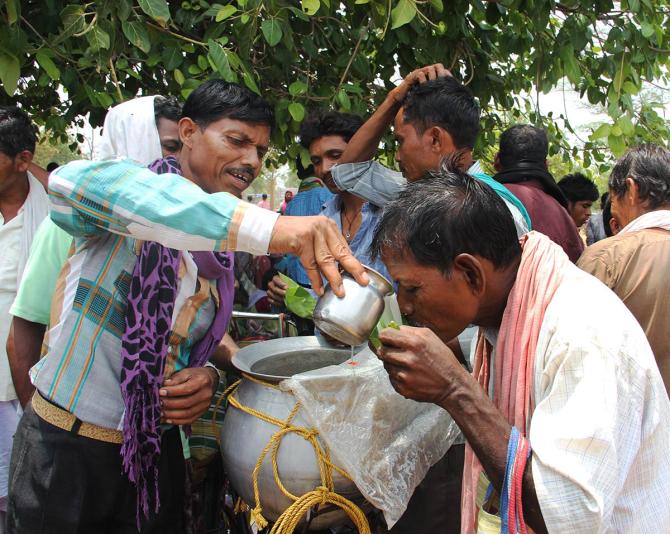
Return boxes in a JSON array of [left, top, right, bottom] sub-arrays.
[[504, 180, 584, 262], [578, 228, 670, 393]]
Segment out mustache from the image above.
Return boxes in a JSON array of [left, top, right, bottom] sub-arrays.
[[403, 315, 424, 327]]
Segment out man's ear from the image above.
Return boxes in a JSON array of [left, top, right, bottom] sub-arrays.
[[453, 253, 486, 297], [429, 126, 455, 155], [625, 177, 640, 205], [14, 150, 33, 173], [493, 153, 502, 172], [179, 117, 198, 149]]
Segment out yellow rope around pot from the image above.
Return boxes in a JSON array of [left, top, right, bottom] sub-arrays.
[[219, 374, 371, 534]]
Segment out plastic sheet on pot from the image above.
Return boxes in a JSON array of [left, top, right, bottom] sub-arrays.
[[281, 348, 461, 529]]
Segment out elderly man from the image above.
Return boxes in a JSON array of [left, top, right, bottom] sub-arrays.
[[372, 165, 670, 533], [6, 81, 365, 534], [578, 144, 670, 394]]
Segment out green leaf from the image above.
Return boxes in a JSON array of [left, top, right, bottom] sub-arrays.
[[391, 0, 417, 30], [429, 0, 443, 13], [207, 40, 235, 81], [301, 0, 320, 16], [121, 21, 151, 53], [0, 49, 20, 96], [87, 25, 111, 50], [35, 49, 61, 80], [59, 4, 86, 37], [197, 54, 208, 70], [215, 4, 237, 21], [242, 71, 260, 94], [278, 274, 317, 319], [96, 92, 114, 108], [6, 0, 19, 24], [622, 81, 639, 95], [590, 123, 611, 140], [261, 19, 282, 47], [162, 47, 183, 70], [174, 68, 185, 85], [617, 115, 635, 136], [288, 80, 307, 96], [336, 89, 351, 110], [608, 133, 626, 157], [355, 0, 370, 4], [288, 102, 305, 122], [240, 13, 250, 23], [369, 320, 401, 351], [640, 22, 654, 38], [137, 0, 171, 26]]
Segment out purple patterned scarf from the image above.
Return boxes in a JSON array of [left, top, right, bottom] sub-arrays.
[[119, 156, 235, 526]]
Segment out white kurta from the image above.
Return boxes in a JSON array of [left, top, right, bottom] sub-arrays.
[[479, 265, 670, 532]]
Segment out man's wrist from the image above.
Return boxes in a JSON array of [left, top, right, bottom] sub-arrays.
[[205, 365, 221, 393]]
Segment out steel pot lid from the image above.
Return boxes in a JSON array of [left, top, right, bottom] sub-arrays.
[[231, 336, 354, 383]]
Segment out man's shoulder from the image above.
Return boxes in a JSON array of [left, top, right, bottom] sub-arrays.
[[580, 228, 670, 266]]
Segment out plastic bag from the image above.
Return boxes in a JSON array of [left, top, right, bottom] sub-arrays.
[[282, 348, 461, 528]]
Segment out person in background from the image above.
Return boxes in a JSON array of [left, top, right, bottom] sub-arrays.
[[285, 157, 333, 218], [153, 96, 183, 157], [492, 125, 583, 261], [8, 95, 185, 410], [578, 144, 670, 394], [268, 110, 391, 308], [279, 190, 293, 214], [586, 192, 609, 245], [601, 194, 620, 237], [246, 194, 253, 203], [557, 172, 599, 228], [257, 192, 271, 209], [45, 162, 59, 172], [372, 165, 670, 533], [0, 106, 49, 531], [330, 64, 531, 237]]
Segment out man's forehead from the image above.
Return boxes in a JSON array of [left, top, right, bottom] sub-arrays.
[[206, 117, 270, 142], [309, 135, 348, 156]]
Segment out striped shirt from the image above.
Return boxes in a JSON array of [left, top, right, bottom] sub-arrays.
[[31, 159, 278, 430]]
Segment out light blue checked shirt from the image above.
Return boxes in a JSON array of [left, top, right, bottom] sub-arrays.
[[31, 159, 278, 429]]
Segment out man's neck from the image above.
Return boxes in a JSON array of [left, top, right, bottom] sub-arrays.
[[0, 172, 30, 222], [476, 256, 521, 329], [438, 149, 474, 172], [339, 190, 365, 212]]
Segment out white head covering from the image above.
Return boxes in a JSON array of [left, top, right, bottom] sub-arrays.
[[97, 95, 163, 165]]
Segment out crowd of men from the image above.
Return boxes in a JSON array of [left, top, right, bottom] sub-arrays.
[[0, 63, 669, 534]]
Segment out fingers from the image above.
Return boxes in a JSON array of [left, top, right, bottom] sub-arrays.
[[378, 324, 424, 348], [162, 369, 192, 387], [161, 400, 212, 425], [324, 223, 368, 289]]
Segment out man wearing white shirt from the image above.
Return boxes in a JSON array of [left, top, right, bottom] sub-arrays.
[[0, 106, 49, 533]]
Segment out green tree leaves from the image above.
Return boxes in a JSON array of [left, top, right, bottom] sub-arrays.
[[391, 0, 417, 29], [137, 0, 170, 26], [1, 0, 668, 169], [261, 19, 282, 47]]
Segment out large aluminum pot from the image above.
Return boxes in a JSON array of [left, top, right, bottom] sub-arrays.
[[313, 266, 394, 346], [221, 336, 366, 530]]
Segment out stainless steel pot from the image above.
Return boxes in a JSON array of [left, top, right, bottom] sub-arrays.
[[221, 337, 367, 529], [313, 266, 394, 346]]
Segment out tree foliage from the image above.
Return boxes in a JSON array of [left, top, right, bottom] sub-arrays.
[[1, 0, 669, 169]]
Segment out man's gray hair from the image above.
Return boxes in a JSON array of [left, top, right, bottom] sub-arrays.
[[609, 144, 670, 209]]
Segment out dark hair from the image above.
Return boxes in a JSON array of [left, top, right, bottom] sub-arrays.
[[371, 159, 521, 274], [295, 156, 315, 180], [154, 95, 183, 125], [498, 124, 548, 168], [299, 111, 363, 149], [602, 195, 613, 238], [402, 77, 480, 149], [557, 173, 599, 203], [46, 161, 60, 172], [609, 144, 670, 210], [262, 193, 268, 199], [0, 106, 37, 157], [599, 191, 608, 208], [181, 80, 274, 130]]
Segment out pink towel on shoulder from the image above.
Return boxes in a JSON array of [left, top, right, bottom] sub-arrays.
[[461, 231, 571, 533]]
